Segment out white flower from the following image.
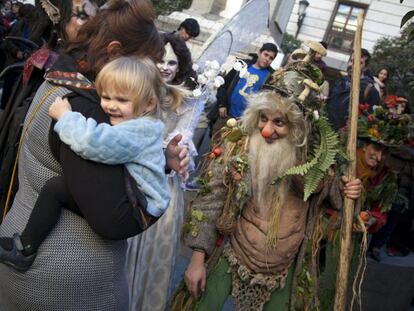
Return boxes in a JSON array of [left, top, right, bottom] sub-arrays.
[[233, 60, 244, 71], [205, 60, 211, 68], [220, 63, 229, 73], [208, 83, 216, 91], [210, 60, 220, 70], [239, 67, 249, 79], [373, 105, 380, 111], [197, 74, 208, 85], [192, 63, 199, 72], [205, 70, 216, 79], [192, 88, 202, 97], [313, 110, 320, 120], [214, 76, 225, 88]]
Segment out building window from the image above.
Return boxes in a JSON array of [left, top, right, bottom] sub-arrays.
[[325, 2, 366, 53]]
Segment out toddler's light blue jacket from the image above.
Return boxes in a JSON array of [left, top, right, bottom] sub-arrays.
[[54, 112, 170, 217]]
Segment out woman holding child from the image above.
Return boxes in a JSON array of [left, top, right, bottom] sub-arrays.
[[0, 1, 188, 309]]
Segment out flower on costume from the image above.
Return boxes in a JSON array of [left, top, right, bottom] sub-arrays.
[[358, 98, 413, 147], [191, 59, 226, 98]]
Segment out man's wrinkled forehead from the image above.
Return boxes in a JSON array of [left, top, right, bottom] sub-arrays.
[[259, 109, 287, 121]]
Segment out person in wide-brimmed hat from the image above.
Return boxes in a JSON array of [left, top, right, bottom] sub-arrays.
[[354, 96, 413, 261]]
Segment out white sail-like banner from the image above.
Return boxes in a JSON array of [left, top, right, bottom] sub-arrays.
[[196, 0, 269, 69]]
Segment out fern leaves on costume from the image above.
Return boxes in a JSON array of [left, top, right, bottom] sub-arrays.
[[273, 117, 339, 201]]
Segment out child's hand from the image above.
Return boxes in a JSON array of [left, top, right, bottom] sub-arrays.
[[49, 97, 72, 120]]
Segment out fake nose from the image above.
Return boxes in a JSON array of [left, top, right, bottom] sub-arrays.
[[261, 123, 272, 138]]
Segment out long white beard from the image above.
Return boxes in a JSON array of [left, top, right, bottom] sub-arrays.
[[248, 131, 298, 208]]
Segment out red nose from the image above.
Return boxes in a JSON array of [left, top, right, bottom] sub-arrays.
[[261, 128, 272, 138]]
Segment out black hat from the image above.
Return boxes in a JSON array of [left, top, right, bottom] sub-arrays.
[[260, 42, 278, 54]]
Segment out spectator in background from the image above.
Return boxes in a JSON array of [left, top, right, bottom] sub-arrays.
[[7, 1, 22, 29], [174, 17, 200, 42], [327, 48, 379, 130], [313, 41, 328, 76], [1, 3, 43, 108], [1, 1, 12, 24], [373, 67, 388, 99], [212, 42, 277, 133]]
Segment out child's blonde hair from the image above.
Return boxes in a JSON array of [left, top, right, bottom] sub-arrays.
[[95, 56, 183, 117]]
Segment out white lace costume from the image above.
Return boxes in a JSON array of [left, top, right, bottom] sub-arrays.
[[126, 96, 204, 311]]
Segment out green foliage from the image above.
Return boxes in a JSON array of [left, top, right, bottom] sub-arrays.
[[150, 0, 192, 16], [182, 209, 210, 237], [370, 22, 414, 110], [295, 266, 316, 310], [400, 1, 414, 41], [226, 128, 244, 142], [273, 117, 339, 201], [195, 176, 212, 196], [365, 172, 399, 213], [280, 33, 303, 54]]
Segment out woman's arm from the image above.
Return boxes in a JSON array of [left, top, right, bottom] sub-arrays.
[[49, 93, 148, 239]]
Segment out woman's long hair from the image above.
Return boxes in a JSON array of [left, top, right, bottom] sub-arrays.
[[64, 0, 164, 79]]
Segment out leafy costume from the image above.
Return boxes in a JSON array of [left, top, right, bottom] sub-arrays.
[[170, 42, 353, 311], [317, 95, 413, 310], [171, 125, 344, 311]]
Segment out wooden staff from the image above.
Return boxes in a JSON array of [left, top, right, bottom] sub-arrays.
[[333, 12, 364, 311]]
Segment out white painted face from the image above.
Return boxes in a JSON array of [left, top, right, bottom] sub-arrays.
[[157, 43, 179, 83], [65, 0, 98, 41]]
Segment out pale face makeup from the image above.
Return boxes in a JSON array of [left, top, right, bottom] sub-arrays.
[[157, 43, 179, 83]]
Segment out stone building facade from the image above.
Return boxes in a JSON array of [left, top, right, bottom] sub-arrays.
[[286, 0, 414, 70]]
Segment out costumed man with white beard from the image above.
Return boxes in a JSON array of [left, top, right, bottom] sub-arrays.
[[170, 91, 363, 310], [169, 41, 365, 311]]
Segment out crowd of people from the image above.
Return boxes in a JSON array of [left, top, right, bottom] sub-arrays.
[[0, 0, 413, 310]]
